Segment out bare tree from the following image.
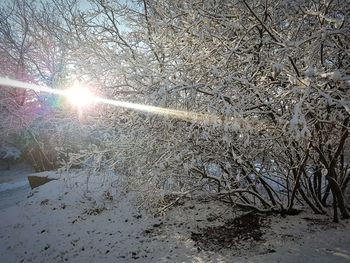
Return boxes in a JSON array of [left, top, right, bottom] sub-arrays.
[[95, 0, 350, 221], [1, 0, 349, 221]]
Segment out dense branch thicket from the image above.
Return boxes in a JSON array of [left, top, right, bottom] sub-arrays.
[[0, 0, 349, 221]]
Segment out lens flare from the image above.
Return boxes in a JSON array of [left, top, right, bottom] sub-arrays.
[[0, 77, 231, 124], [65, 84, 93, 107]]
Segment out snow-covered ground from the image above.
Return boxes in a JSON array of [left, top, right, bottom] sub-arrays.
[[0, 163, 33, 210], [1, 167, 350, 263]]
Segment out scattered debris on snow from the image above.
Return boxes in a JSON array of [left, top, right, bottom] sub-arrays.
[[0, 169, 350, 263]]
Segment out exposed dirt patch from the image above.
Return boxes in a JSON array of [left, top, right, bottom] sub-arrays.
[[143, 221, 164, 237], [82, 206, 106, 216], [161, 194, 188, 207], [302, 216, 338, 232], [191, 213, 269, 252]]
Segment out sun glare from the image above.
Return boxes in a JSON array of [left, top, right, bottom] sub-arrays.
[[65, 85, 93, 107], [0, 77, 241, 125]]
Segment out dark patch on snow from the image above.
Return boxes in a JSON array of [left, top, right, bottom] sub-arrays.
[[82, 206, 105, 216], [143, 221, 164, 237], [302, 216, 338, 231], [191, 213, 268, 252], [161, 194, 188, 207], [40, 199, 49, 206], [27, 176, 56, 189]]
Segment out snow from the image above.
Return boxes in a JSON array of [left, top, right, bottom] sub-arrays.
[[1, 146, 21, 160], [28, 170, 62, 180], [0, 179, 28, 192], [1, 167, 350, 263], [0, 163, 33, 210]]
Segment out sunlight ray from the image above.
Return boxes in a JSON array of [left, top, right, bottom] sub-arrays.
[[0, 77, 223, 123]]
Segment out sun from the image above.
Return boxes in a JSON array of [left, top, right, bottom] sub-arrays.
[[65, 84, 94, 107]]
